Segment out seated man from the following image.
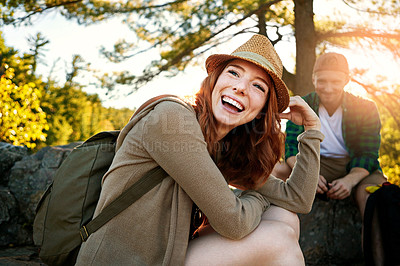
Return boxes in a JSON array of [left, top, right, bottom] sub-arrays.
[[273, 52, 387, 264]]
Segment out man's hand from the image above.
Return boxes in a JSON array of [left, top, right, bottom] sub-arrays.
[[326, 177, 353, 199], [326, 167, 369, 200], [279, 96, 321, 131], [317, 175, 329, 194]]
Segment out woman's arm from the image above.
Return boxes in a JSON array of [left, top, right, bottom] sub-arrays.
[[258, 130, 324, 213], [141, 101, 269, 239], [258, 96, 323, 213]]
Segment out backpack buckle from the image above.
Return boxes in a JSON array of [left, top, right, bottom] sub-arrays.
[[80, 226, 89, 242]]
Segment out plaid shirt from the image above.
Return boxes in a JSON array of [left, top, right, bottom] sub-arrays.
[[285, 91, 381, 173]]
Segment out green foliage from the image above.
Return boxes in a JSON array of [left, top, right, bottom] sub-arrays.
[[35, 51, 134, 147], [103, 107, 134, 130], [0, 67, 48, 149], [26, 33, 49, 74], [0, 31, 134, 149], [0, 32, 39, 85], [40, 76, 133, 147], [349, 75, 400, 186], [377, 93, 400, 186], [344, 0, 400, 16], [266, 1, 294, 26]]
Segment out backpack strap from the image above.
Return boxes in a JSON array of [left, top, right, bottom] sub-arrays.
[[79, 166, 168, 241]]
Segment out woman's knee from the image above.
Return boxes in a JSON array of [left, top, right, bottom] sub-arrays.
[[256, 219, 298, 250], [255, 220, 304, 264], [262, 205, 300, 239]]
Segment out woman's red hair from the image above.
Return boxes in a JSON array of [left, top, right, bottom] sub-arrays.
[[193, 60, 285, 190]]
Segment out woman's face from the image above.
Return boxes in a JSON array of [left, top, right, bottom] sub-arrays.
[[211, 59, 270, 139]]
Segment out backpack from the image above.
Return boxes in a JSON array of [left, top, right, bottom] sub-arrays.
[[33, 95, 176, 266], [363, 182, 400, 266]]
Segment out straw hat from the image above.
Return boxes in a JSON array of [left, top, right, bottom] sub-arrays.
[[206, 34, 289, 112]]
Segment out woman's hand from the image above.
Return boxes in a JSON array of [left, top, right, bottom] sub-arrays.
[[279, 96, 321, 131]]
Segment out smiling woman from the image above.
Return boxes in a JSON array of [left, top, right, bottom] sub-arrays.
[[75, 34, 323, 266], [204, 58, 281, 190]]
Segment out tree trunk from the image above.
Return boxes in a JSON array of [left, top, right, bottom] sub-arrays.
[[282, 67, 296, 93], [257, 9, 267, 36], [294, 0, 316, 96]]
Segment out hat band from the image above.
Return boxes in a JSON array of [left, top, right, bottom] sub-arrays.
[[231, 51, 276, 74]]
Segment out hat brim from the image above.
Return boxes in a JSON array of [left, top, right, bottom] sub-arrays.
[[206, 54, 289, 113]]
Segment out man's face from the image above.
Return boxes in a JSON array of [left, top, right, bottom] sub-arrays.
[[312, 70, 349, 110]]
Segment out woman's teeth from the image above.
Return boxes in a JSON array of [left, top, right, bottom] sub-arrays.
[[222, 96, 244, 112]]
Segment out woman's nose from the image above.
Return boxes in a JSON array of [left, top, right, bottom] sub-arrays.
[[233, 81, 248, 95]]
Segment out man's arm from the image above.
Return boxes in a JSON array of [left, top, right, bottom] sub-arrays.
[[346, 98, 381, 173]]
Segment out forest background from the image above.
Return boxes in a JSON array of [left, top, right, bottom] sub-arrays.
[[1, 0, 399, 185]]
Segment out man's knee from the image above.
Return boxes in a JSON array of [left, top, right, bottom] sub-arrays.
[[353, 171, 387, 213], [354, 183, 376, 218]]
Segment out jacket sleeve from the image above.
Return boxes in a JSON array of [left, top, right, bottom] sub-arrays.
[[285, 120, 305, 160], [141, 101, 269, 240], [258, 130, 324, 214]]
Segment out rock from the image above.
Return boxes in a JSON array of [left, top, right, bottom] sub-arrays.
[[8, 145, 78, 223], [0, 143, 28, 186], [0, 187, 32, 247], [0, 187, 17, 224], [4, 143, 80, 247], [299, 197, 364, 266], [0, 246, 43, 265]]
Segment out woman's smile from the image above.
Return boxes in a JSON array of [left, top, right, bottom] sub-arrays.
[[221, 95, 245, 113]]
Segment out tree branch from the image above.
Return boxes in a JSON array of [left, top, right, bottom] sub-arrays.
[[6, 0, 188, 25], [101, 0, 285, 91], [269, 25, 284, 45], [317, 29, 400, 41], [351, 77, 400, 128], [7, 0, 82, 25], [341, 0, 398, 16], [159, 0, 283, 71]]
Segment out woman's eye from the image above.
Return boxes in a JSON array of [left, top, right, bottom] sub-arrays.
[[228, 70, 239, 77], [253, 84, 265, 92]]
